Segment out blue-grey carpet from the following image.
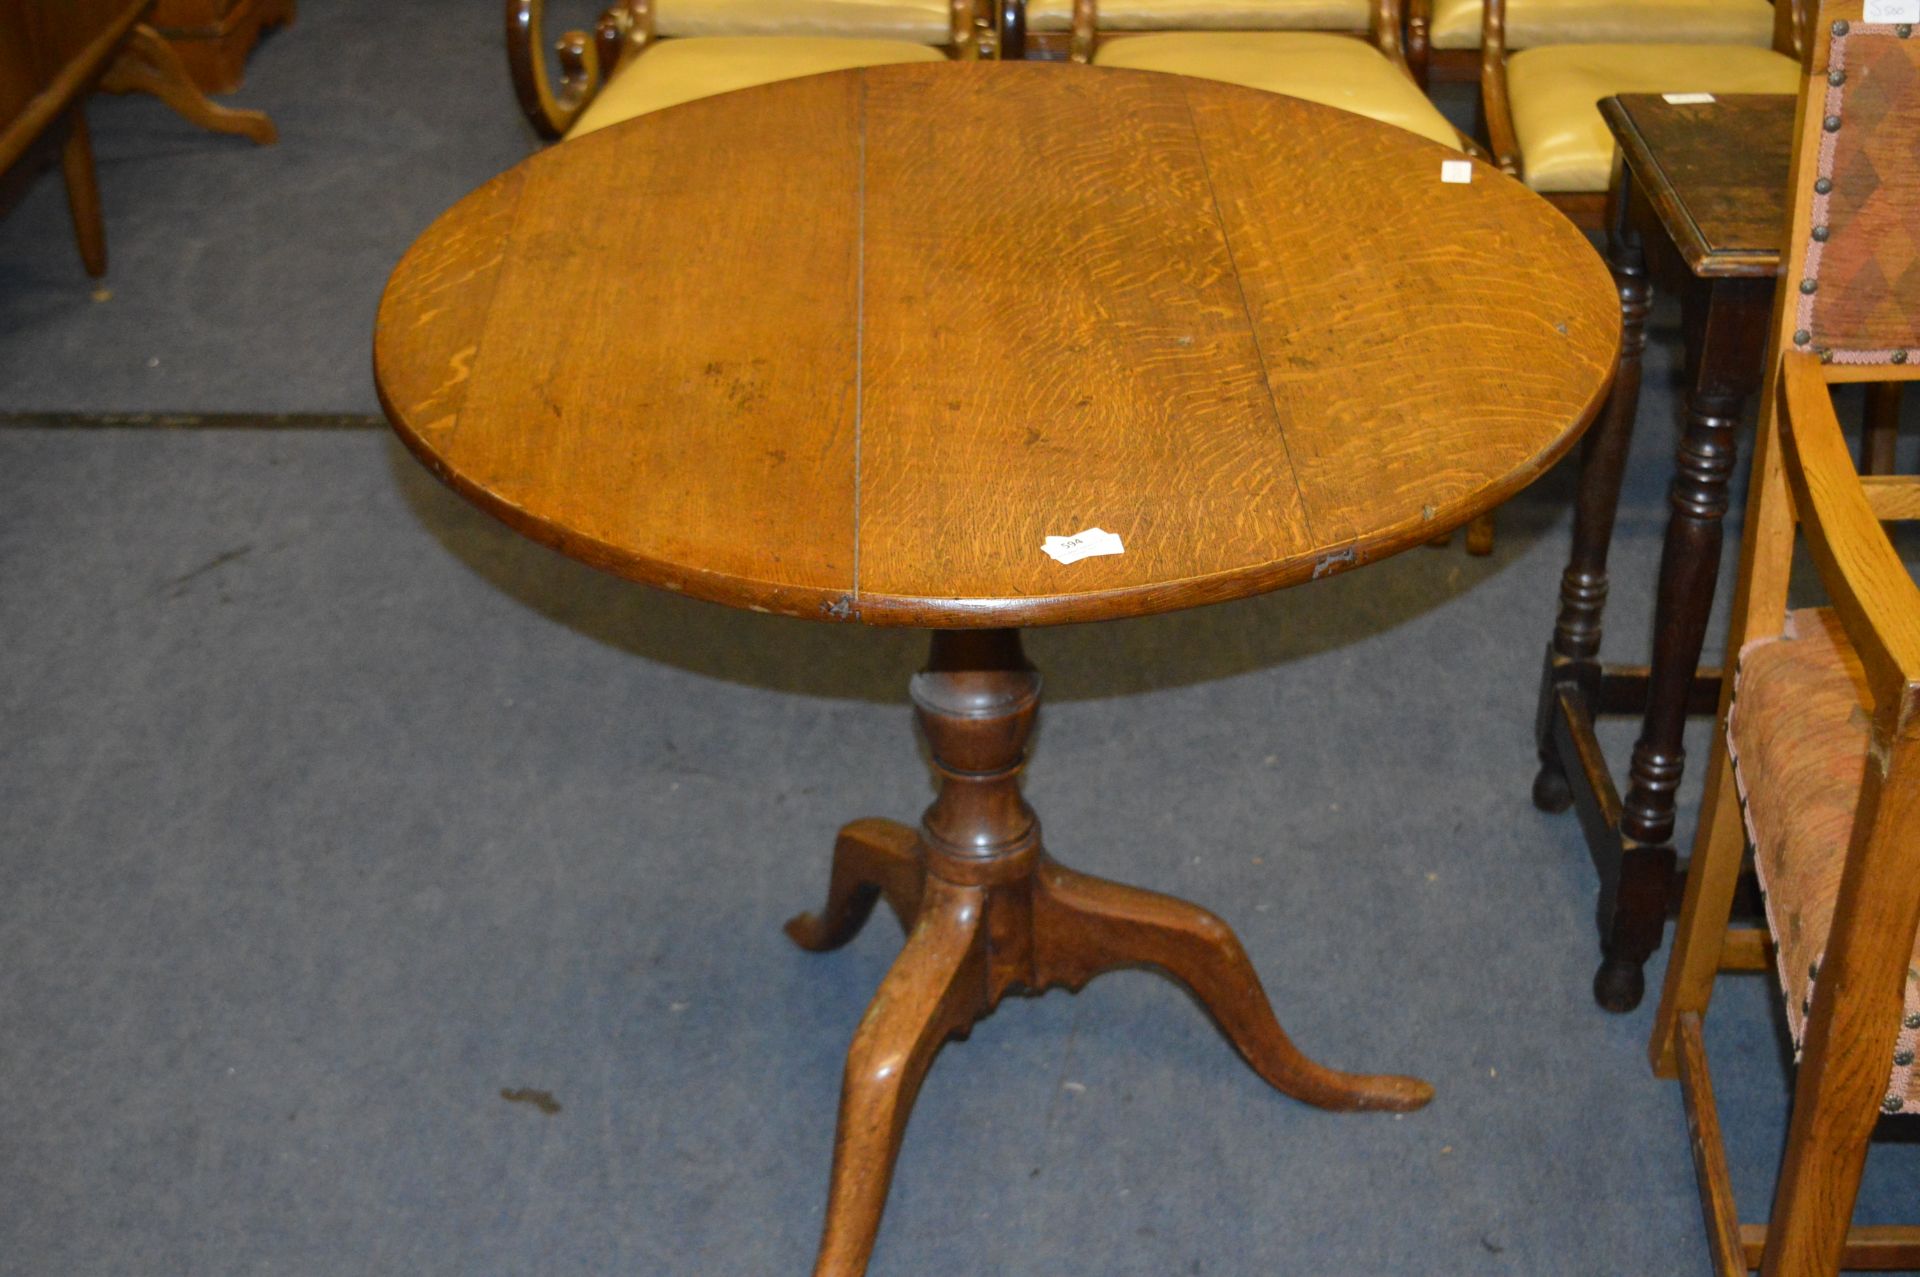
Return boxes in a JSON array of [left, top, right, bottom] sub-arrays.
[[2, 4, 1919, 1274]]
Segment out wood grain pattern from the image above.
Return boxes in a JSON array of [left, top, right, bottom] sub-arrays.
[[377, 60, 1618, 628], [1603, 93, 1796, 278]]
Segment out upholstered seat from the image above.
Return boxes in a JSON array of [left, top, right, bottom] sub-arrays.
[[1505, 42, 1797, 191], [568, 36, 948, 138], [653, 0, 956, 40], [1094, 32, 1462, 148], [1029, 0, 1372, 30], [1428, 0, 1773, 49], [1730, 607, 1920, 1114]]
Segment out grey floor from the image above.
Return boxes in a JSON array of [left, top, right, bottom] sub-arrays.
[[4, 5, 1919, 1275]]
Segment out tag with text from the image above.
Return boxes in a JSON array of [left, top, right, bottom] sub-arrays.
[[1042, 527, 1125, 565], [1866, 0, 1919, 22], [1440, 159, 1473, 184], [1661, 92, 1716, 105]]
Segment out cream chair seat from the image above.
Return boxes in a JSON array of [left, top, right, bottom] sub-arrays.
[[1029, 0, 1372, 30], [1506, 42, 1797, 191], [1095, 32, 1463, 148], [1428, 0, 1773, 50], [568, 36, 948, 139]]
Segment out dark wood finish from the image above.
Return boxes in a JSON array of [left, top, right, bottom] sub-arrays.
[[790, 630, 1431, 1274], [148, 0, 294, 94], [1535, 92, 1906, 1011], [1648, 6, 1920, 1268], [380, 63, 1616, 629], [0, 0, 274, 275], [379, 63, 1617, 1277]]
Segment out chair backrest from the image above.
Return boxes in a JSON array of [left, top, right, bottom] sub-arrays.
[[1047, 0, 1401, 60], [1737, 0, 1920, 678], [1477, 0, 1806, 57], [646, 0, 973, 44]]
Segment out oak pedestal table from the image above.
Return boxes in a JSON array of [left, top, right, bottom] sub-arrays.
[[374, 61, 1619, 1277]]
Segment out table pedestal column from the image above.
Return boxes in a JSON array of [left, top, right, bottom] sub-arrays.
[[786, 628, 1433, 1277]]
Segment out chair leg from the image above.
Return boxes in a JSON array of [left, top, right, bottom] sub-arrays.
[[59, 107, 107, 277], [1861, 383, 1901, 475], [1648, 737, 1746, 1078], [98, 24, 278, 145], [1465, 510, 1495, 555]]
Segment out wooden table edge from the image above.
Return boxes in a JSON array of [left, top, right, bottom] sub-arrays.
[[1602, 94, 1785, 279]]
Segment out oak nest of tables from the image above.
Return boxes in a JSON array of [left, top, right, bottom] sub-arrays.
[[375, 61, 1619, 1277]]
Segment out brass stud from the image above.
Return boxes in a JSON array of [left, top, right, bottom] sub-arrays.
[[1884, 1095, 1905, 1114], [1906, 1012, 1920, 1029], [1895, 350, 1911, 364], [1833, 18, 1850, 34], [1820, 347, 1835, 364], [1825, 115, 1843, 132], [1810, 962, 1821, 980], [1813, 225, 1831, 241], [1900, 23, 1914, 37], [1829, 69, 1846, 86], [1899, 1050, 1916, 1067], [1816, 177, 1834, 194], [1795, 329, 1812, 345], [1801, 279, 1819, 294]]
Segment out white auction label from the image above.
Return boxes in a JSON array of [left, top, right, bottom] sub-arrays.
[[1042, 527, 1125, 564], [1662, 92, 1717, 105], [1866, 0, 1919, 22], [1440, 159, 1473, 184]]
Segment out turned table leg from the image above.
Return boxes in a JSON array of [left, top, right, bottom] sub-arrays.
[[788, 628, 1430, 1277], [59, 107, 107, 278], [1533, 161, 1647, 814], [1596, 276, 1769, 1013]]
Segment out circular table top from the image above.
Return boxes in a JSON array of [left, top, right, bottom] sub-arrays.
[[376, 61, 1618, 628]]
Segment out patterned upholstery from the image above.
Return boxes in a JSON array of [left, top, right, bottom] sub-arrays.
[[1730, 608, 1920, 1114], [1796, 23, 1920, 364]]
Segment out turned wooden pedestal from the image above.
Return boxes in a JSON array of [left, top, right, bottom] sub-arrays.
[[787, 630, 1430, 1274]]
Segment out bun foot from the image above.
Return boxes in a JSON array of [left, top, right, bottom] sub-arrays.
[[1593, 955, 1646, 1013], [1532, 764, 1574, 813]]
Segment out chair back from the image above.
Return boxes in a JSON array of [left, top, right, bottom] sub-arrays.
[[1057, 0, 1404, 60]]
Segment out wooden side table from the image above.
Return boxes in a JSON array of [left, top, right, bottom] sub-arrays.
[[1532, 93, 1902, 1012], [377, 62, 1619, 1276]]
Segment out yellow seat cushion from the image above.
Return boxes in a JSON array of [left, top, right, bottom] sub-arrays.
[[567, 36, 947, 139], [1030, 0, 1371, 32], [1429, 0, 1775, 50], [1506, 42, 1797, 191], [654, 0, 955, 41], [1094, 33, 1461, 149], [1730, 608, 1920, 1115]]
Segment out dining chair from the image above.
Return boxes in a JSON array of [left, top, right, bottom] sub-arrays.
[[508, 0, 985, 142], [1479, 0, 1805, 228], [1410, 0, 1781, 88], [1007, 0, 1466, 151], [1648, 3, 1920, 1268]]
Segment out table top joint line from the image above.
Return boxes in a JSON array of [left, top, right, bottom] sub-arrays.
[[1177, 83, 1318, 553]]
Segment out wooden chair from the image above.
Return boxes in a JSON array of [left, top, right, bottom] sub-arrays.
[[1411, 0, 1781, 88], [1649, 3, 1920, 1268], [1005, 0, 1467, 153], [508, 0, 985, 143], [1479, 0, 1804, 227]]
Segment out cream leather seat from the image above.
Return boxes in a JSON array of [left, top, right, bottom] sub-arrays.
[[1428, 0, 1772, 51], [511, 0, 969, 143], [1478, 0, 1801, 202], [1061, 0, 1465, 151], [1098, 33, 1462, 147], [570, 36, 947, 138], [1505, 43, 1796, 191]]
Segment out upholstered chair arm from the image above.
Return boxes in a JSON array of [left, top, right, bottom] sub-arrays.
[[508, 0, 650, 140], [1779, 355, 1920, 697], [1478, 0, 1521, 177], [1371, 0, 1413, 75]]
